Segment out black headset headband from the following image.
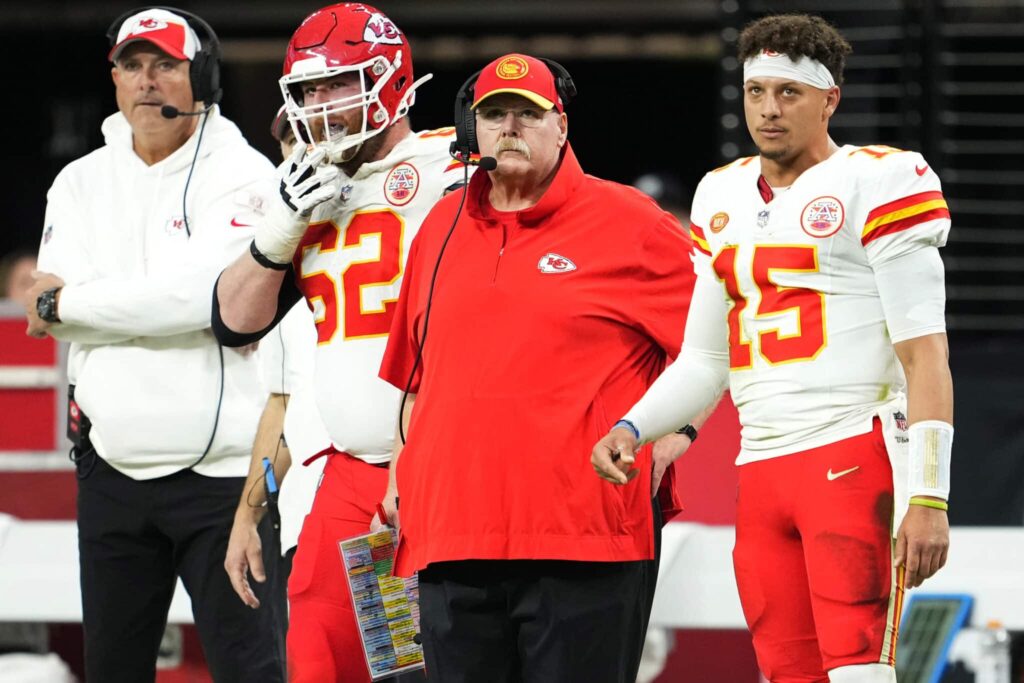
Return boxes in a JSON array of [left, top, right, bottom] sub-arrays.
[[451, 56, 577, 160], [106, 5, 222, 106]]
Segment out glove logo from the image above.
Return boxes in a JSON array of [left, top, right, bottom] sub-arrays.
[[384, 163, 419, 207], [537, 253, 576, 274], [800, 196, 845, 238]]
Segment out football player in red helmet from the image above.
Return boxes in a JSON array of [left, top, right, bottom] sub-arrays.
[[217, 4, 474, 683], [278, 2, 430, 168]]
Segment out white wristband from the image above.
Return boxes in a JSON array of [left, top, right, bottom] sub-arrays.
[[908, 420, 953, 500], [254, 199, 308, 265]]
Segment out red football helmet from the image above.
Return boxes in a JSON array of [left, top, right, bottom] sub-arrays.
[[279, 3, 429, 162]]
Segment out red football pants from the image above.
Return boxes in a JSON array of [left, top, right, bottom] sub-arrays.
[[733, 421, 905, 682], [287, 451, 388, 683]]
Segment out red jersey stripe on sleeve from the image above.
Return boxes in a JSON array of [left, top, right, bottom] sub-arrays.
[[861, 207, 951, 246], [861, 191, 948, 243], [864, 190, 945, 226]]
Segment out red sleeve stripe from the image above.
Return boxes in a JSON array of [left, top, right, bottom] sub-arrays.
[[862, 192, 947, 240], [864, 191, 945, 225], [690, 222, 706, 240], [861, 207, 950, 246]]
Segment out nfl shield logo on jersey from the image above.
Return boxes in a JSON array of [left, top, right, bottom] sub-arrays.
[[800, 196, 845, 238], [537, 253, 577, 274], [384, 163, 419, 206], [894, 411, 908, 431]]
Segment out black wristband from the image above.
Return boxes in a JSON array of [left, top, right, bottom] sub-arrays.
[[249, 239, 290, 271], [675, 424, 698, 443]]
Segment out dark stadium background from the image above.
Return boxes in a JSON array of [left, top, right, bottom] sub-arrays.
[[4, 0, 1021, 519]]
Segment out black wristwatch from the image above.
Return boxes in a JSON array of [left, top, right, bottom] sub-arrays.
[[36, 287, 61, 323], [675, 424, 698, 443]]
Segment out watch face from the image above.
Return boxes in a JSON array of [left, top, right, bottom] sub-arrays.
[[36, 288, 58, 323]]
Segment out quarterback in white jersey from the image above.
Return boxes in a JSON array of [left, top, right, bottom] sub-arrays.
[[687, 143, 949, 463], [213, 5, 464, 682], [592, 14, 953, 683]]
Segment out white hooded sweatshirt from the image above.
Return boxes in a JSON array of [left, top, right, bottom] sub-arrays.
[[38, 107, 276, 480]]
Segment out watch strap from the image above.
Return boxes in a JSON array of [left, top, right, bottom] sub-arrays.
[[675, 424, 698, 443]]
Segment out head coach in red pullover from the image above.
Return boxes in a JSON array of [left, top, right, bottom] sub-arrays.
[[378, 53, 698, 682]]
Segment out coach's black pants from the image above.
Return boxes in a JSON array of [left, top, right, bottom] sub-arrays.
[[417, 499, 662, 683], [77, 455, 285, 682]]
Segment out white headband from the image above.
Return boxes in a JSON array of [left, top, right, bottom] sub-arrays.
[[743, 50, 835, 89]]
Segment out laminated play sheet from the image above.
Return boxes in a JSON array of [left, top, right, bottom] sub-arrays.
[[339, 528, 424, 679]]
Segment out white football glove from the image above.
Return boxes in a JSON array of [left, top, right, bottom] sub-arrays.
[[254, 145, 341, 265]]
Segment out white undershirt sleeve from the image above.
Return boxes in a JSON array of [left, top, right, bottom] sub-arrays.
[[873, 246, 947, 344], [623, 258, 730, 442]]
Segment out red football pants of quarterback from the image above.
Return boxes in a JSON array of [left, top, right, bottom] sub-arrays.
[[732, 421, 905, 682], [287, 450, 387, 683]]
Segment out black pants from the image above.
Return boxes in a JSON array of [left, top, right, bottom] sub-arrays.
[[77, 455, 285, 682], [417, 499, 662, 683]]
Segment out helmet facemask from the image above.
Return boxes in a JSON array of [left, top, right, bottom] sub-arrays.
[[280, 50, 412, 164]]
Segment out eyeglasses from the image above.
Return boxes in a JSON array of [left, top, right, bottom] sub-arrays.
[[475, 105, 552, 129]]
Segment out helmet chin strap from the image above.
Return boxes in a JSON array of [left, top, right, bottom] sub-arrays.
[[395, 73, 433, 120]]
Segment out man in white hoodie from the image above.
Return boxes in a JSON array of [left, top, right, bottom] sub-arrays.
[[21, 8, 283, 682]]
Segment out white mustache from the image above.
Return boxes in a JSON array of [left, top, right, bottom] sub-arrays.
[[494, 137, 531, 160]]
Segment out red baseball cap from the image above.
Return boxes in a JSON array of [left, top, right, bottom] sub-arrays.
[[109, 9, 200, 62], [471, 54, 563, 112]]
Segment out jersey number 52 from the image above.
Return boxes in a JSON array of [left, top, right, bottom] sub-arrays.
[[296, 209, 405, 344]]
